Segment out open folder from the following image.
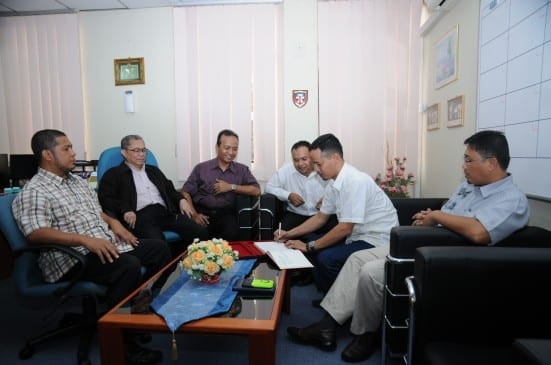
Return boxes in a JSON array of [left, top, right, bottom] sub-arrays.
[[254, 241, 314, 270]]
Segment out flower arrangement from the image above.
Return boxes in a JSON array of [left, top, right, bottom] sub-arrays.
[[181, 238, 239, 282], [375, 156, 415, 198]]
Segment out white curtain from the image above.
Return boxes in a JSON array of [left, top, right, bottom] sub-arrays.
[[0, 14, 85, 157], [318, 0, 422, 178], [173, 4, 283, 182]]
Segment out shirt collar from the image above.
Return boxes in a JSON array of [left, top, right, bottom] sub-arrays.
[[37, 167, 79, 185], [207, 157, 236, 173], [478, 174, 514, 197], [331, 162, 349, 190], [125, 161, 145, 173]]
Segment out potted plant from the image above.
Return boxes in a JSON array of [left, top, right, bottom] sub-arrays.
[[375, 157, 415, 198]]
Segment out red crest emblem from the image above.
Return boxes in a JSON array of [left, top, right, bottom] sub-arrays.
[[292, 90, 308, 108]]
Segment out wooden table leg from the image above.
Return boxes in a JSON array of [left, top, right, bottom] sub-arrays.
[[248, 332, 276, 365], [99, 326, 125, 365]]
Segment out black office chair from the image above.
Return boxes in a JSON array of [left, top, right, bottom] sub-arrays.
[[0, 194, 107, 365]]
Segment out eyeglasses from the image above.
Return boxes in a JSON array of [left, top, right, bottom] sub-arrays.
[[125, 148, 148, 154], [463, 156, 493, 165]]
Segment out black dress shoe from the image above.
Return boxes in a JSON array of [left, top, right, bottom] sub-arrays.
[[131, 289, 153, 314], [341, 331, 380, 362], [125, 341, 163, 365], [287, 321, 337, 351]]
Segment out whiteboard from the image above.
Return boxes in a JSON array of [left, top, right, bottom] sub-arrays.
[[477, 0, 551, 200]]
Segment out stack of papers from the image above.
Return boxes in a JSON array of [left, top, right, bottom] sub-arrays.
[[254, 241, 314, 270]]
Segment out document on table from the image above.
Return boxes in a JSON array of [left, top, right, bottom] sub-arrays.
[[254, 241, 313, 270]]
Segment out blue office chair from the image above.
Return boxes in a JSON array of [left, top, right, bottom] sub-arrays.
[[0, 194, 107, 365], [96, 146, 181, 243]]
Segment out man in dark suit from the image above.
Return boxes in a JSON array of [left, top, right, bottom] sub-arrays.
[[98, 135, 208, 248]]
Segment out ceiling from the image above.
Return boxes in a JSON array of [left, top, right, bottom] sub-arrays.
[[0, 0, 281, 16]]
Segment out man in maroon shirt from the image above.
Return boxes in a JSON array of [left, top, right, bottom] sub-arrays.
[[182, 129, 260, 240]]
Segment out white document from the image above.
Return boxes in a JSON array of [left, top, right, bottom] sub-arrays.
[[254, 241, 313, 270]]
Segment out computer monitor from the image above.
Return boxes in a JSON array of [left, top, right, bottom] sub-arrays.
[[9, 154, 38, 186], [0, 154, 9, 189]]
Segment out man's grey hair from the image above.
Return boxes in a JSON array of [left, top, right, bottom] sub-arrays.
[[120, 135, 144, 150]]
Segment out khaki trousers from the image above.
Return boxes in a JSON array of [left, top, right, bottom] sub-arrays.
[[320, 245, 388, 335]]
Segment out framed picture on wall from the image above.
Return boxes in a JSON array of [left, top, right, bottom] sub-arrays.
[[435, 25, 458, 89], [426, 103, 440, 131], [114, 57, 145, 86], [447, 95, 464, 128]]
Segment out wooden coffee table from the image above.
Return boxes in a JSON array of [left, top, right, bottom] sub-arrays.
[[98, 249, 289, 365]]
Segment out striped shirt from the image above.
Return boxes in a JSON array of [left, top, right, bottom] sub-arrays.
[[12, 168, 134, 282]]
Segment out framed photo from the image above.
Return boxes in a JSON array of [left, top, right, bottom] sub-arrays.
[[447, 95, 464, 128], [435, 25, 458, 89], [114, 57, 145, 86], [426, 103, 440, 131]]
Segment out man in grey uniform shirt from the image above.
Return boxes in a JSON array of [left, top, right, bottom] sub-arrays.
[[287, 130, 530, 362]]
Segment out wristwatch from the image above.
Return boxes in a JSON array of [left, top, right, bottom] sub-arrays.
[[231, 184, 237, 191], [307, 240, 316, 252]]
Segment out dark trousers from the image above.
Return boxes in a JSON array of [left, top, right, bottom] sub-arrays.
[[134, 204, 209, 245], [310, 239, 375, 293], [281, 212, 338, 242], [196, 205, 240, 241], [67, 238, 171, 309]]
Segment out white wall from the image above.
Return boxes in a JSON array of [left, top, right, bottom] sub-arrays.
[[420, 0, 480, 198], [420, 0, 551, 229], [79, 4, 320, 185], [283, 0, 319, 158], [79, 8, 178, 184]]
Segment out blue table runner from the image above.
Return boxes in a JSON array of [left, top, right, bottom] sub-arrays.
[[151, 259, 256, 333]]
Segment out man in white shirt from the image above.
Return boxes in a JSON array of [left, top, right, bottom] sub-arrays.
[[276, 134, 398, 293], [265, 140, 337, 241]]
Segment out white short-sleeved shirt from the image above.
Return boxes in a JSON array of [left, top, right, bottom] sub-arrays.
[[441, 174, 530, 244], [265, 163, 328, 216], [320, 163, 398, 247]]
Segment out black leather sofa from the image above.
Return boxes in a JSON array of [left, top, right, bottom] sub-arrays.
[[382, 200, 551, 364], [405, 246, 551, 365], [259, 193, 551, 364]]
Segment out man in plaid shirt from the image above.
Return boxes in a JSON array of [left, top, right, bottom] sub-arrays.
[[12, 129, 170, 364]]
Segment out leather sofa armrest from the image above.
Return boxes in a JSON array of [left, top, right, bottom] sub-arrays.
[[410, 246, 551, 363], [496, 226, 551, 247], [391, 198, 447, 226], [389, 226, 469, 258], [513, 339, 551, 365], [390, 225, 551, 259]]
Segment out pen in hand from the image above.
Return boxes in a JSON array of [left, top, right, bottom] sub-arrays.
[[277, 222, 282, 242]]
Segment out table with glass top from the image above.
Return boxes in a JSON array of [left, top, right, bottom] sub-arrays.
[[98, 249, 289, 365]]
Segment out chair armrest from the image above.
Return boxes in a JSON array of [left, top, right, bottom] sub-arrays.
[[236, 194, 259, 213], [391, 198, 447, 226], [14, 244, 89, 299], [236, 195, 260, 240], [389, 226, 469, 259], [389, 225, 551, 259], [496, 226, 551, 247], [513, 338, 551, 365]]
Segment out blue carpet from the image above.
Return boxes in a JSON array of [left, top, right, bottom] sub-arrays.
[[0, 276, 384, 364]]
